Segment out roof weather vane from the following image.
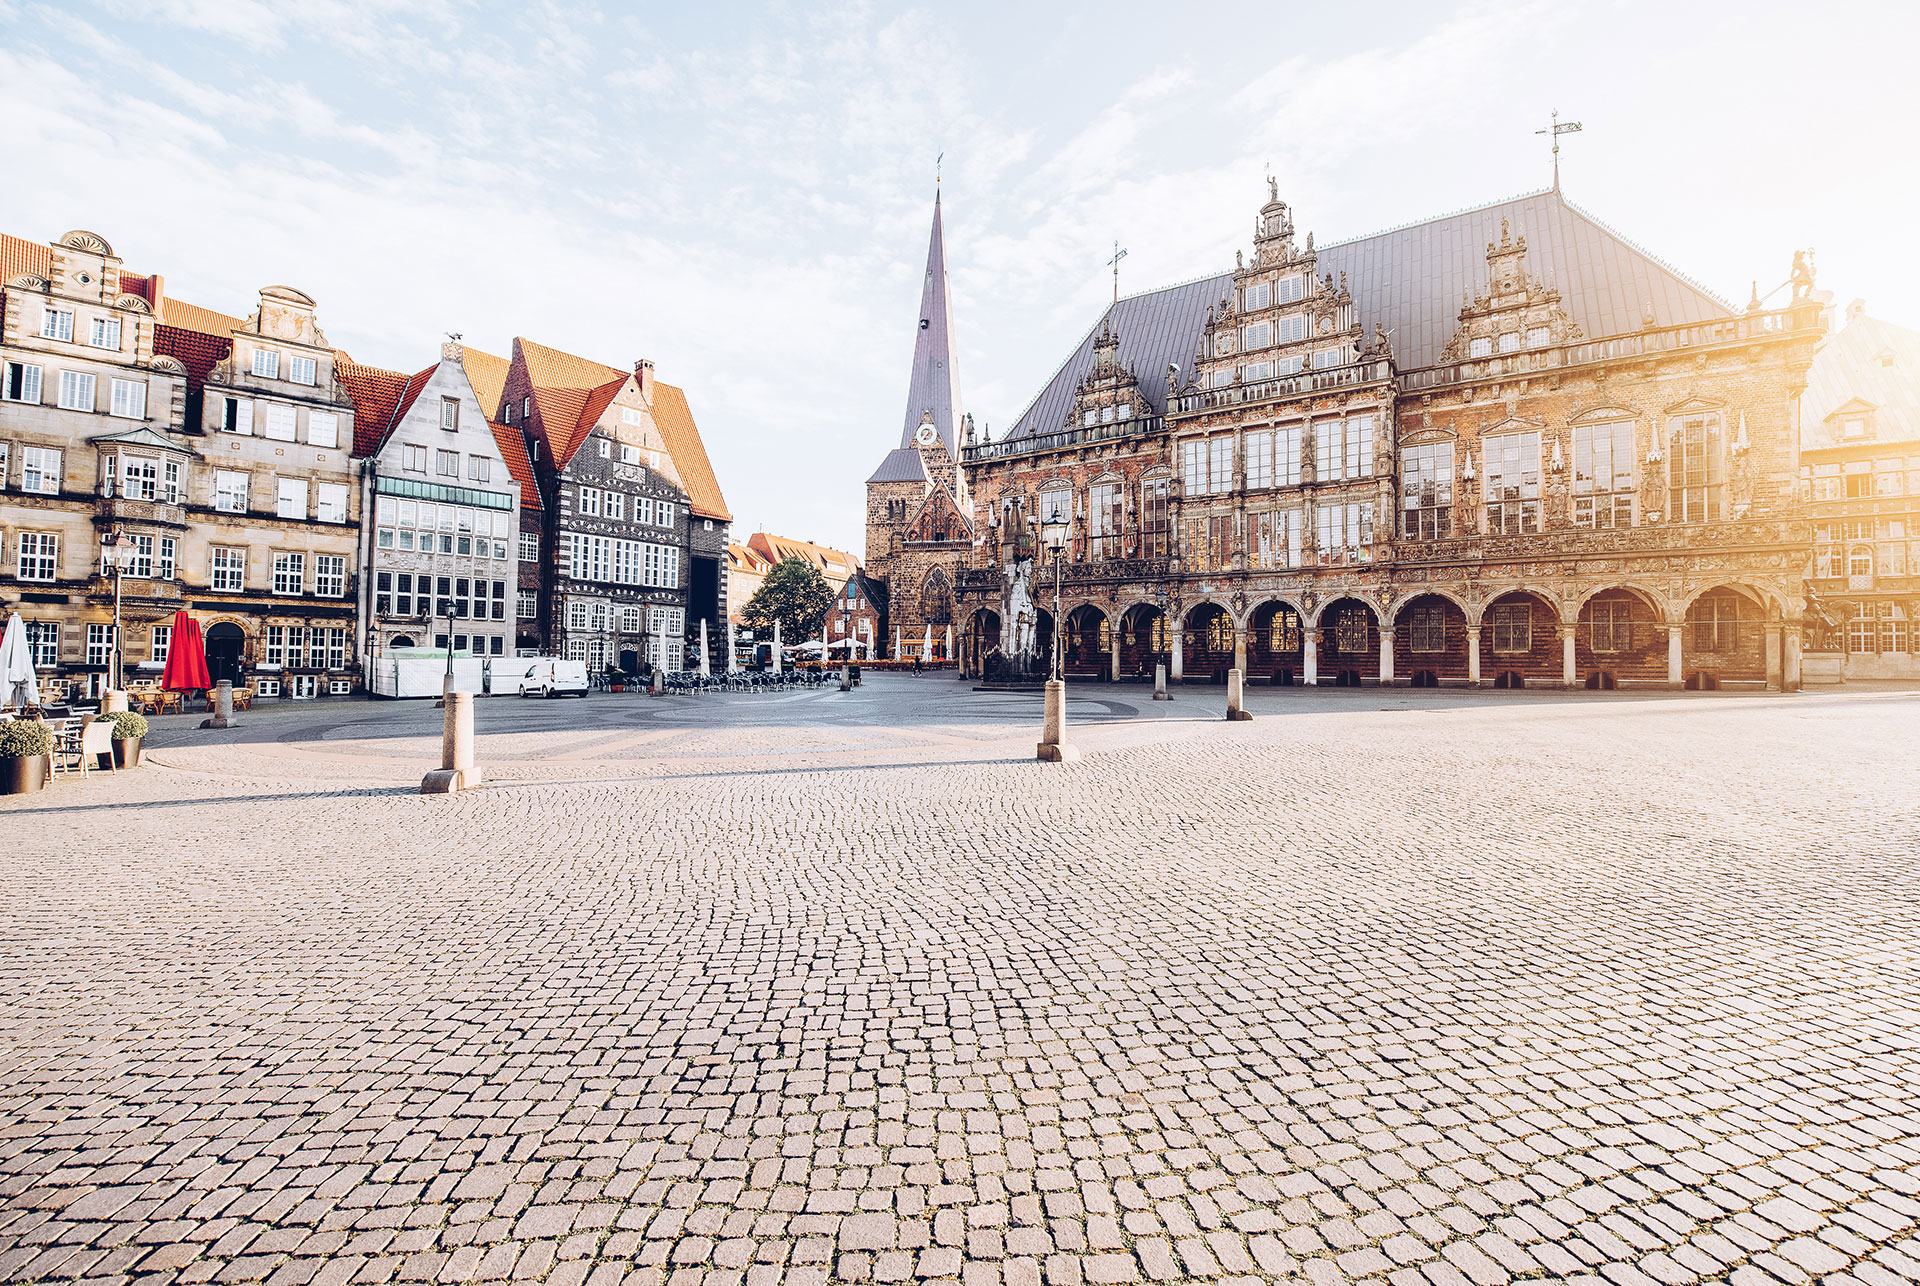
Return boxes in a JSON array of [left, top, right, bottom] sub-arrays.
[[1107, 240, 1128, 305], [936, 151, 943, 184], [1536, 109, 1582, 192]]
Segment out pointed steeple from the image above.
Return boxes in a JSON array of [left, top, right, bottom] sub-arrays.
[[898, 190, 963, 454]]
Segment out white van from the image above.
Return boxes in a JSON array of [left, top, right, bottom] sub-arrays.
[[514, 657, 590, 697]]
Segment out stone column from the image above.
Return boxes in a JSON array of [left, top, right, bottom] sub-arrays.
[[1667, 624, 1684, 687], [1466, 626, 1481, 685], [1153, 662, 1170, 700], [1303, 629, 1318, 686], [1109, 620, 1121, 682], [421, 690, 483, 793], [1784, 629, 1803, 690], [1226, 668, 1252, 721], [1765, 624, 1783, 690], [1233, 624, 1247, 675], [1171, 621, 1184, 683], [1378, 621, 1394, 685], [1561, 626, 1577, 687], [1037, 679, 1079, 761], [202, 679, 234, 730]]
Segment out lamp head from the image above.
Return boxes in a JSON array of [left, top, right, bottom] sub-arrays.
[[1041, 507, 1070, 552]]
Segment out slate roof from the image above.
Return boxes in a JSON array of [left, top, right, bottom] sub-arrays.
[[999, 188, 1733, 444], [867, 447, 930, 484], [888, 191, 964, 459], [1802, 309, 1920, 450]]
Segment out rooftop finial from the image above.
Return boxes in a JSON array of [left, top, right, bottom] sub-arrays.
[[1536, 108, 1583, 192], [936, 151, 943, 184]]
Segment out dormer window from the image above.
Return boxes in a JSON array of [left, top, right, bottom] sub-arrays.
[[1469, 336, 1493, 359], [441, 397, 460, 431], [252, 350, 280, 379], [1841, 416, 1868, 439]]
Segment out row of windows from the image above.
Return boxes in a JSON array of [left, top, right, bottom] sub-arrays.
[[248, 348, 321, 386], [575, 487, 676, 527], [562, 533, 681, 588], [263, 626, 350, 668], [562, 600, 686, 635], [207, 470, 352, 522], [372, 573, 509, 620], [1183, 416, 1377, 494], [1465, 328, 1554, 359], [213, 395, 341, 446], [395, 444, 493, 481], [7, 532, 344, 595], [1815, 541, 1918, 580], [3, 361, 150, 418], [373, 497, 514, 559], [1805, 457, 1920, 499]]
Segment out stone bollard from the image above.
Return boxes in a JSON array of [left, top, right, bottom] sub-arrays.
[[421, 690, 483, 793], [650, 668, 663, 695], [1153, 663, 1171, 701], [200, 679, 234, 729], [1037, 678, 1081, 762], [102, 689, 129, 713], [839, 663, 851, 692], [1226, 667, 1253, 721]]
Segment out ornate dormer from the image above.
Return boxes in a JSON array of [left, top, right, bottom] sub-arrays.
[[1252, 175, 1295, 266], [1440, 219, 1583, 363], [1065, 317, 1150, 429]]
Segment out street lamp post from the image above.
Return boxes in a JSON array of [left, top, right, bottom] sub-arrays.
[[99, 528, 126, 704], [1037, 508, 1076, 761]]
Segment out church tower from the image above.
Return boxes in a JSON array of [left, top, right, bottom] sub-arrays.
[[864, 190, 976, 658]]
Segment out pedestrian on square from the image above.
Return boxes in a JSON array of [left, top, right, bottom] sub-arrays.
[[913, 654, 923, 676]]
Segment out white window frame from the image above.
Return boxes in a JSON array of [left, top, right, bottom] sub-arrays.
[[17, 532, 58, 581], [110, 377, 148, 420], [316, 483, 349, 524], [252, 349, 280, 379], [22, 446, 62, 495], [58, 370, 97, 411], [315, 554, 346, 598], [90, 316, 122, 350], [214, 470, 249, 513], [3, 361, 43, 404], [276, 477, 307, 519], [41, 309, 74, 341], [308, 411, 340, 448], [263, 404, 299, 442], [289, 355, 317, 386]]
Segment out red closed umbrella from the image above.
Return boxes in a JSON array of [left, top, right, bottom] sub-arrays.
[[161, 611, 210, 691]]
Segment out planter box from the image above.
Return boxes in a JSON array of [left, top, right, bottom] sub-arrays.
[[113, 736, 143, 769], [2, 754, 48, 795]]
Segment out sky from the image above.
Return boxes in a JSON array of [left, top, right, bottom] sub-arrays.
[[3, 0, 1915, 555]]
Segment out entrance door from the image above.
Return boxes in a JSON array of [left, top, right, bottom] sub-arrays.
[[205, 623, 245, 686]]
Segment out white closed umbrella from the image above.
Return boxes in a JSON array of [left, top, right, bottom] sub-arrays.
[[945, 624, 953, 661], [727, 624, 739, 673], [772, 619, 782, 674], [699, 619, 711, 677], [1, 613, 39, 708], [922, 624, 933, 660]]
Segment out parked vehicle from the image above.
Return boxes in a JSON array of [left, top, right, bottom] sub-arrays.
[[514, 657, 590, 697]]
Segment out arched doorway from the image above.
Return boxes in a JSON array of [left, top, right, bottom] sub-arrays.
[[1576, 588, 1663, 685], [619, 648, 640, 675], [1120, 605, 1167, 680], [1317, 598, 1378, 685], [1062, 606, 1110, 679], [205, 622, 245, 686], [1182, 603, 1233, 683], [966, 608, 1001, 677], [390, 635, 416, 648], [1393, 594, 1466, 685], [1248, 600, 1304, 684], [1684, 586, 1766, 683], [1481, 590, 1557, 686]]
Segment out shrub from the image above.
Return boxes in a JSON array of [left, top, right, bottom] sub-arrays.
[[109, 711, 149, 739], [0, 721, 52, 758]]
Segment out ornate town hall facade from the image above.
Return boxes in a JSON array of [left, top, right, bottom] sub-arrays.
[[912, 182, 1827, 689]]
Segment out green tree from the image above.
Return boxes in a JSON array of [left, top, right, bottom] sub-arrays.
[[741, 556, 834, 644]]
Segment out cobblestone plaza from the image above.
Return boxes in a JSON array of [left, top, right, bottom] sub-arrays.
[[3, 680, 1919, 1286]]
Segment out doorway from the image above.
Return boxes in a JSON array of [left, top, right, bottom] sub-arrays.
[[205, 622, 245, 686]]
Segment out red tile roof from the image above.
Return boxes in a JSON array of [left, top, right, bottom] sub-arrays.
[[335, 356, 412, 456], [463, 347, 511, 420], [652, 380, 731, 522], [490, 419, 542, 511], [389, 364, 438, 436], [160, 297, 245, 337], [515, 337, 625, 470], [154, 324, 233, 392], [117, 272, 153, 304], [571, 375, 627, 465], [0, 232, 52, 284]]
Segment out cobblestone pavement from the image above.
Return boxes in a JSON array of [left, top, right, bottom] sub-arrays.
[[4, 678, 1920, 1286]]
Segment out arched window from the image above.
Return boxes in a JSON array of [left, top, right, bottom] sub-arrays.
[[1849, 546, 1873, 579]]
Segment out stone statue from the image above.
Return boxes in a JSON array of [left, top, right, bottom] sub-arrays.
[[1268, 174, 1279, 203], [1790, 250, 1815, 302], [1802, 583, 1841, 651], [1372, 323, 1393, 363]]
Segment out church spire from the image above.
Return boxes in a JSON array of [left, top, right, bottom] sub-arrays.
[[898, 190, 963, 454]]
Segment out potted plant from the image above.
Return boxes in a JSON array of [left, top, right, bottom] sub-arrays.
[[606, 664, 627, 693], [0, 720, 52, 795], [108, 710, 148, 768]]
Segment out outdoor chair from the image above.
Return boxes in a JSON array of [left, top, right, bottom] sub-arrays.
[[77, 717, 116, 777], [47, 717, 86, 778]]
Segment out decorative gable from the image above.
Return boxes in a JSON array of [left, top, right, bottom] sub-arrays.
[[1064, 318, 1150, 429], [1440, 218, 1583, 363], [904, 484, 974, 545]]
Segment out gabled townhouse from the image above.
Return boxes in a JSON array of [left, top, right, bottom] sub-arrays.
[[339, 341, 538, 670], [498, 339, 730, 673], [154, 285, 363, 696], [0, 230, 187, 701]]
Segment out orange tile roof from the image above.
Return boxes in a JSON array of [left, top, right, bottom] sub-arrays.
[[335, 356, 412, 456], [728, 542, 773, 573], [652, 381, 731, 522], [490, 419, 542, 511], [515, 337, 625, 470], [746, 531, 856, 576], [1, 232, 52, 283], [161, 297, 245, 337], [571, 376, 628, 465], [389, 364, 438, 434], [462, 346, 511, 420]]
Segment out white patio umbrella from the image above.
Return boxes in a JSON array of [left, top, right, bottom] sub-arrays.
[[945, 624, 954, 661], [922, 624, 933, 660], [727, 624, 739, 673], [1, 612, 38, 708], [771, 619, 782, 674], [698, 619, 711, 677]]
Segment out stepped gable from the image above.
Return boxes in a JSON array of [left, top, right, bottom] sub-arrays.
[[996, 187, 1733, 445]]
